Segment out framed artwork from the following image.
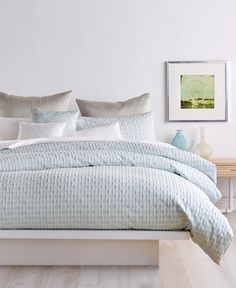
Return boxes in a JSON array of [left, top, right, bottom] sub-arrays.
[[167, 61, 228, 122]]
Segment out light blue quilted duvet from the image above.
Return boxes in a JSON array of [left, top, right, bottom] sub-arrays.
[[0, 140, 233, 263]]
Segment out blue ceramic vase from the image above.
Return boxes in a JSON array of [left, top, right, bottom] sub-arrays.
[[171, 129, 187, 150]]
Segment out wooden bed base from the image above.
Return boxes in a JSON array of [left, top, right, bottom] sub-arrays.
[[0, 230, 190, 266]]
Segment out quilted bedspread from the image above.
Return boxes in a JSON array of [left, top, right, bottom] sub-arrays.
[[0, 140, 233, 263]]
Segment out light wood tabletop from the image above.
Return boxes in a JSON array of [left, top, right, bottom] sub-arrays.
[[211, 159, 236, 177]]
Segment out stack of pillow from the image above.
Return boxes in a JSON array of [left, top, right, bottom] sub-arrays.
[[0, 90, 72, 140], [0, 90, 155, 142]]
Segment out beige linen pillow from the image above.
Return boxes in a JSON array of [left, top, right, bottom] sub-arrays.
[[76, 93, 150, 117], [0, 91, 72, 117]]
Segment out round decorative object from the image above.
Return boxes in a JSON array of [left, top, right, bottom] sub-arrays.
[[188, 140, 201, 156], [196, 127, 213, 159], [171, 129, 188, 150]]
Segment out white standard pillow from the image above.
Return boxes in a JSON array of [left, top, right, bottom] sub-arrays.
[[0, 117, 30, 140], [18, 122, 66, 140], [65, 122, 123, 141]]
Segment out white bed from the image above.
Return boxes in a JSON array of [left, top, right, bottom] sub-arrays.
[[0, 93, 232, 275], [0, 230, 190, 266]]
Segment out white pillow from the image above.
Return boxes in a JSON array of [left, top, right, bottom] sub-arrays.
[[0, 117, 30, 140], [18, 122, 66, 140], [65, 122, 123, 141]]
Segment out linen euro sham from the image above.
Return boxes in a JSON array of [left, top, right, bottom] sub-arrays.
[[0, 91, 71, 117], [76, 93, 150, 117]]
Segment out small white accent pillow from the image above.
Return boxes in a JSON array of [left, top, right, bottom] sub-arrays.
[[0, 117, 30, 140], [18, 122, 66, 140], [65, 122, 123, 141]]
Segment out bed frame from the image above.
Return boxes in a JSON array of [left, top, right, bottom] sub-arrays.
[[0, 230, 190, 266]]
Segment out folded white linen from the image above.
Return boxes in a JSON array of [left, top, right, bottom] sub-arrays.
[[0, 137, 84, 150], [0, 137, 174, 151]]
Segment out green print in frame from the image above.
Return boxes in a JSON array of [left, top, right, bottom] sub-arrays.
[[180, 75, 214, 109], [167, 61, 228, 122]]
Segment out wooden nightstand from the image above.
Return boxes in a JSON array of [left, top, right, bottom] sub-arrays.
[[211, 159, 236, 213]]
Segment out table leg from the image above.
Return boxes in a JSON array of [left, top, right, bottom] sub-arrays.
[[226, 177, 234, 213]]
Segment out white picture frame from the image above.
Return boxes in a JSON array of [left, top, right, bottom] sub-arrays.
[[167, 61, 228, 122]]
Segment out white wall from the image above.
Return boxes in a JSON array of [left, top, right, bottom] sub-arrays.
[[0, 0, 235, 208]]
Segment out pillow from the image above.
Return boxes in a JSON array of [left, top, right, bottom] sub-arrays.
[[0, 117, 30, 140], [0, 91, 72, 118], [31, 108, 80, 131], [65, 122, 123, 140], [18, 122, 66, 140], [76, 93, 150, 117], [77, 112, 155, 142]]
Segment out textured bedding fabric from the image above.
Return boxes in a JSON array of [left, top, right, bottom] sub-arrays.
[[0, 140, 233, 263], [77, 112, 155, 142]]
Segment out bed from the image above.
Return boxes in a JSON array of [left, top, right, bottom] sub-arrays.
[[0, 91, 233, 270], [0, 138, 233, 266]]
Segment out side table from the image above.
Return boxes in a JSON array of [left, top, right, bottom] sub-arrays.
[[212, 159, 236, 213]]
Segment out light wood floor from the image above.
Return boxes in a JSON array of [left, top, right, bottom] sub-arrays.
[[160, 212, 236, 288], [0, 213, 235, 288]]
